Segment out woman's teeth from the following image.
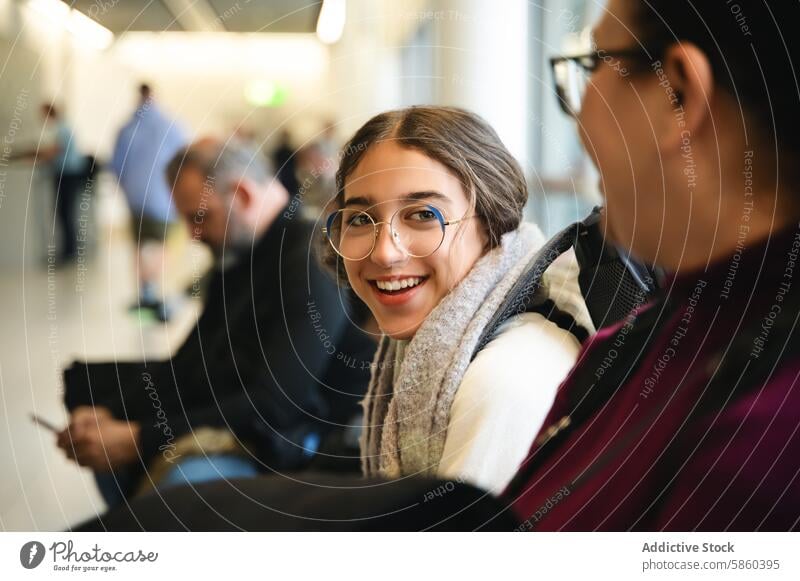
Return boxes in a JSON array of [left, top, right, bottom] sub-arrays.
[[375, 277, 424, 291]]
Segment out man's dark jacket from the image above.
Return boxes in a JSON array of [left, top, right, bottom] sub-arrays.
[[64, 212, 374, 474]]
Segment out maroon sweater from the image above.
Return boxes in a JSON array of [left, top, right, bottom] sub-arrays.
[[506, 224, 800, 531]]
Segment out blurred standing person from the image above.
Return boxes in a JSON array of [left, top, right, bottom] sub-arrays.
[[271, 129, 299, 198], [296, 142, 335, 219], [110, 83, 188, 322], [316, 120, 338, 165], [12, 103, 86, 263], [295, 122, 339, 219], [230, 125, 260, 154]]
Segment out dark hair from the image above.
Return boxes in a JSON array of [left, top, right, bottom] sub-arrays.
[[318, 106, 529, 281], [139, 83, 152, 100], [41, 103, 57, 118], [633, 1, 800, 153]]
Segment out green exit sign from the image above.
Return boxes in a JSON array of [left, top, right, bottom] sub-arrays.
[[244, 80, 289, 107]]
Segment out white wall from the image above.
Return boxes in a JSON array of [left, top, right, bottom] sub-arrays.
[[0, 0, 568, 263], [3, 4, 338, 157], [0, 2, 341, 267], [328, 0, 530, 165], [0, 0, 69, 268], [107, 32, 332, 151], [327, 0, 420, 141], [431, 0, 530, 166]]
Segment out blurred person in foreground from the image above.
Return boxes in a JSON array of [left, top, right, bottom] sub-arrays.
[[59, 139, 374, 508], [110, 83, 187, 322], [502, 0, 800, 530]]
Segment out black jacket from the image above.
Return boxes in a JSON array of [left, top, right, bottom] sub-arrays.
[[64, 212, 374, 471]]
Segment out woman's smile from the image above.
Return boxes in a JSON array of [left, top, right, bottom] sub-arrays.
[[366, 274, 430, 307]]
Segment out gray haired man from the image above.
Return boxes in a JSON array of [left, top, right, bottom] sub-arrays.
[[60, 139, 374, 506]]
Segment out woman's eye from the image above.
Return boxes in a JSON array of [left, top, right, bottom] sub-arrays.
[[408, 209, 437, 221], [346, 213, 371, 227]]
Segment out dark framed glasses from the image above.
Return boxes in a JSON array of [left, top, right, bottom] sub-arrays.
[[550, 47, 651, 117], [322, 202, 472, 261]]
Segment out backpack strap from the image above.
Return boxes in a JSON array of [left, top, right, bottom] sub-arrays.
[[573, 207, 660, 329], [529, 297, 590, 343], [471, 221, 580, 360], [471, 208, 661, 361], [501, 298, 671, 506]]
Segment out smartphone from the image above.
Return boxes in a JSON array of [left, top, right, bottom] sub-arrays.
[[30, 413, 62, 433]]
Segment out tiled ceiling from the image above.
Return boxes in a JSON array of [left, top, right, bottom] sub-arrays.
[[64, 0, 322, 33]]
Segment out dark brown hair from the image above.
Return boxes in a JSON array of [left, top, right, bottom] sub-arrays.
[[633, 1, 800, 154], [318, 106, 529, 280]]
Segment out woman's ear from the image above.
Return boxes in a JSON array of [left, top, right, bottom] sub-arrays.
[[657, 42, 715, 154], [472, 216, 490, 254], [481, 228, 492, 254]]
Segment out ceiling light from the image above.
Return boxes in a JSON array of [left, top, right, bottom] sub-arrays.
[[68, 8, 113, 50], [316, 0, 345, 45], [27, 0, 69, 22]]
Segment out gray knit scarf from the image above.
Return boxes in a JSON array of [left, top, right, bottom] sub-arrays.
[[361, 223, 547, 478]]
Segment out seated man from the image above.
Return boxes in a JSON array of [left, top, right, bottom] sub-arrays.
[[58, 140, 375, 507]]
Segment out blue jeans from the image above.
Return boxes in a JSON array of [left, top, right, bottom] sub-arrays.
[[95, 454, 259, 509], [158, 454, 259, 489]]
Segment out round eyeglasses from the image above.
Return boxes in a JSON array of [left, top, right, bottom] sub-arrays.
[[322, 202, 472, 261]]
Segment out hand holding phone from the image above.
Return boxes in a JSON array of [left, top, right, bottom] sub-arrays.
[[30, 413, 63, 434]]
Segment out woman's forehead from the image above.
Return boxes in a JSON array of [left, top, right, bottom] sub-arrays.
[[349, 142, 450, 179], [344, 146, 463, 204]]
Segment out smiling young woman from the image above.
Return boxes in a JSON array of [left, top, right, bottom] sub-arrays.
[[318, 106, 593, 492]]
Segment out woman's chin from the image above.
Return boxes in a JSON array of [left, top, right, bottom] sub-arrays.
[[380, 319, 423, 341]]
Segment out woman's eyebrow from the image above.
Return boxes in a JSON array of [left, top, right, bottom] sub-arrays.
[[406, 190, 449, 203], [343, 191, 449, 207], [343, 195, 372, 207]]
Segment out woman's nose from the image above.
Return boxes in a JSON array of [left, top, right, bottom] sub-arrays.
[[369, 222, 408, 267]]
